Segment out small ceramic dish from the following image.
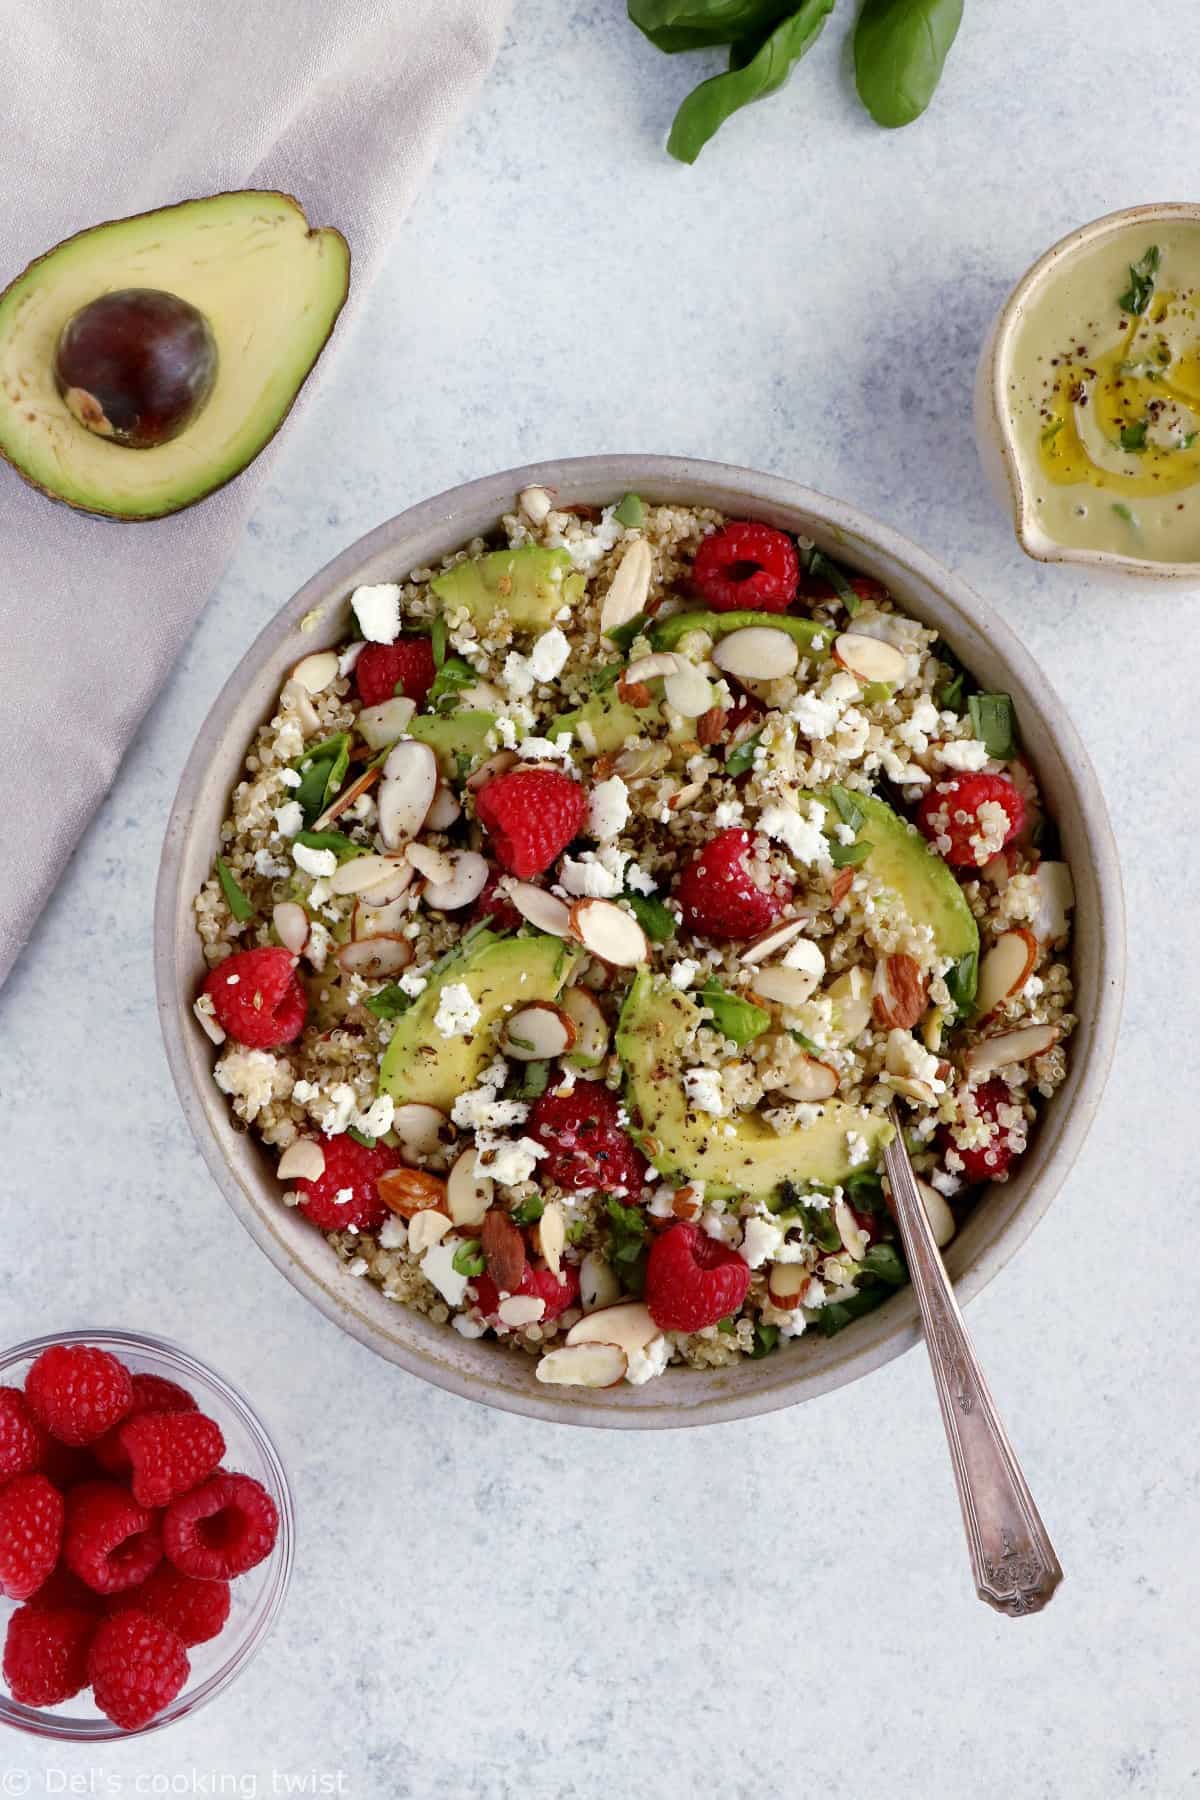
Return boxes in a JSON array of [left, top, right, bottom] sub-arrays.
[[975, 201, 1200, 584], [155, 455, 1125, 1428]]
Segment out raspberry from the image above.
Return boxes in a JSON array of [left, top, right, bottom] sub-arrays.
[[938, 1079, 1025, 1183], [109, 1565, 230, 1648], [294, 1133, 395, 1232], [94, 1374, 197, 1476], [0, 1386, 47, 1479], [163, 1472, 279, 1581], [117, 1412, 226, 1510], [25, 1344, 133, 1447], [25, 1566, 105, 1614], [201, 946, 307, 1049], [4, 1602, 96, 1705], [474, 767, 587, 879], [87, 1610, 189, 1731], [37, 1440, 102, 1490], [644, 1222, 751, 1332], [526, 1086, 648, 1196], [691, 522, 799, 614], [0, 1474, 64, 1600], [355, 635, 437, 709], [471, 1260, 580, 1326], [673, 827, 793, 941], [472, 866, 522, 931], [916, 773, 1025, 870], [63, 1481, 163, 1595]]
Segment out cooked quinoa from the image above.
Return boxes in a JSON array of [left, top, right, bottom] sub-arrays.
[[194, 488, 1076, 1389]]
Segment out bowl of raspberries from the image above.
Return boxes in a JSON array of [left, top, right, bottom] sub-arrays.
[[0, 1332, 293, 1739]]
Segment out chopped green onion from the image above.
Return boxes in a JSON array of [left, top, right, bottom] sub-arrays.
[[512, 1195, 545, 1226], [725, 731, 761, 777], [452, 1239, 486, 1277], [215, 856, 255, 922], [431, 614, 448, 668]]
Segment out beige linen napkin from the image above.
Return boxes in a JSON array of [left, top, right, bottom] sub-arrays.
[[0, 0, 510, 988]]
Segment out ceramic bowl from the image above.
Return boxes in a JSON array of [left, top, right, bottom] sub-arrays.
[[155, 455, 1125, 1428], [975, 201, 1200, 584]]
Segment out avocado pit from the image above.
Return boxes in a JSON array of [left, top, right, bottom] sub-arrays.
[[54, 287, 218, 449]]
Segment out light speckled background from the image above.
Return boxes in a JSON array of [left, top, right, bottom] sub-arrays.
[[1, 3, 1197, 1795]]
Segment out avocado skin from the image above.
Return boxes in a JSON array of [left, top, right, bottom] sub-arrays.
[[430, 546, 584, 632]]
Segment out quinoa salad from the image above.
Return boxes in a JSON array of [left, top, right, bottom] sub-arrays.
[[193, 490, 1076, 1392]]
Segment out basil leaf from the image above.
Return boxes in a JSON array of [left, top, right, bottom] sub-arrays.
[[511, 1194, 545, 1226], [428, 656, 477, 714], [1118, 419, 1148, 453], [292, 733, 350, 826], [725, 730, 762, 777], [1118, 244, 1160, 316], [805, 547, 860, 614], [861, 1242, 907, 1286], [945, 949, 978, 1017], [293, 829, 370, 861], [431, 614, 448, 668], [828, 838, 872, 868], [592, 661, 624, 693], [614, 491, 646, 526], [698, 977, 771, 1048], [817, 1285, 894, 1336], [629, 0, 796, 53], [843, 1170, 886, 1215], [606, 1197, 647, 1262], [215, 856, 255, 923], [566, 1219, 588, 1244], [854, 0, 963, 129], [749, 1322, 780, 1358], [515, 1060, 551, 1100], [605, 611, 648, 651], [363, 984, 412, 1020], [800, 1202, 842, 1253], [829, 784, 864, 832], [666, 0, 835, 164], [347, 1125, 376, 1149], [452, 1238, 486, 1277], [967, 692, 1016, 760], [626, 891, 677, 943]]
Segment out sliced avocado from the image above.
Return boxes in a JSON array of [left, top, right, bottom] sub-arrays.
[[616, 972, 891, 1200], [554, 689, 659, 755], [650, 610, 829, 655], [843, 794, 978, 973], [407, 711, 497, 780], [431, 546, 584, 632], [0, 191, 349, 520], [379, 932, 581, 1113]]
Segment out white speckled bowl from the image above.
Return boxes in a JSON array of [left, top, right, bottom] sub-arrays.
[[155, 455, 1125, 1428], [975, 201, 1200, 584]]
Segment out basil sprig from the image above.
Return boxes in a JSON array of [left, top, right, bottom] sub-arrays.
[[215, 856, 255, 922]]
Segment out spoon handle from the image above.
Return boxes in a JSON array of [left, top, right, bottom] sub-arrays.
[[883, 1119, 1063, 1616]]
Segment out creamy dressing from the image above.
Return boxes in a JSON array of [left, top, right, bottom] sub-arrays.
[[1007, 223, 1200, 559]]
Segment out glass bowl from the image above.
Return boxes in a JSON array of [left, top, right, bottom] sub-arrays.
[[0, 1329, 294, 1741]]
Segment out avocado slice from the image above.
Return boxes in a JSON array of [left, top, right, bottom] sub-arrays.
[[379, 931, 581, 1113], [616, 971, 892, 1199], [407, 710, 497, 780], [553, 689, 659, 755], [844, 794, 978, 974], [649, 609, 829, 656], [431, 545, 585, 632], [0, 191, 349, 520]]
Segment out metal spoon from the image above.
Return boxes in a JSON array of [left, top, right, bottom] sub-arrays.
[[883, 1109, 1063, 1616]]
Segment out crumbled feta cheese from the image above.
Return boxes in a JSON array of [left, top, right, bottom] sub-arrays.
[[451, 1085, 528, 1132], [452, 1313, 488, 1339], [320, 1083, 358, 1136], [475, 1135, 546, 1186], [353, 1094, 395, 1139], [936, 737, 990, 772], [501, 652, 535, 700], [378, 1215, 408, 1250], [625, 1334, 671, 1385], [559, 853, 623, 899], [278, 767, 302, 789], [253, 848, 291, 878], [291, 1078, 318, 1104], [790, 690, 840, 740], [420, 1241, 469, 1307], [758, 800, 828, 866], [273, 801, 304, 839], [845, 1130, 871, 1168], [398, 967, 429, 999], [712, 799, 745, 829], [684, 1068, 725, 1115], [350, 583, 402, 644], [740, 1216, 784, 1269], [528, 626, 571, 683], [623, 860, 656, 896], [293, 842, 337, 879], [434, 982, 481, 1039], [345, 1256, 369, 1278], [930, 1168, 963, 1197], [670, 958, 701, 990], [587, 775, 630, 842]]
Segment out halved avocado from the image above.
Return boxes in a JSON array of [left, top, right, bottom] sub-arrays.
[[553, 689, 659, 755], [431, 545, 585, 632], [407, 710, 497, 780], [616, 971, 892, 1199], [0, 191, 349, 520], [844, 794, 978, 973]]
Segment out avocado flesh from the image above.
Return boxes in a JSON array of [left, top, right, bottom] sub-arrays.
[[847, 794, 978, 969], [650, 609, 829, 655], [553, 689, 659, 755], [0, 190, 349, 520], [379, 932, 580, 1113], [431, 546, 584, 632], [407, 710, 497, 779], [616, 971, 892, 1199]]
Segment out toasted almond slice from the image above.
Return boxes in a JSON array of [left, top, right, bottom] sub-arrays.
[[277, 1139, 326, 1183], [311, 764, 381, 832], [917, 1178, 956, 1249], [662, 662, 714, 719], [1029, 861, 1075, 945], [498, 1294, 546, 1328], [569, 898, 649, 968], [777, 1055, 839, 1102], [273, 901, 310, 956], [826, 966, 873, 1047], [357, 696, 417, 751], [336, 935, 413, 979], [378, 740, 438, 849], [712, 626, 799, 682], [353, 893, 409, 940], [482, 1207, 527, 1291], [964, 1023, 1059, 1081], [392, 1103, 451, 1163], [624, 650, 679, 686], [508, 882, 573, 938], [519, 484, 554, 525], [378, 1166, 449, 1219], [279, 677, 321, 735], [447, 1148, 493, 1227], [290, 650, 339, 695], [535, 1342, 627, 1388], [565, 1301, 657, 1355], [361, 861, 418, 906], [330, 853, 408, 897], [536, 1200, 566, 1279], [976, 929, 1038, 1015], [466, 749, 519, 792], [871, 954, 927, 1031], [834, 1197, 868, 1262], [406, 842, 455, 885], [192, 998, 226, 1046], [409, 1210, 452, 1256], [668, 779, 707, 811], [425, 784, 462, 832], [833, 631, 907, 686], [502, 1001, 576, 1062], [422, 849, 489, 913], [579, 1250, 622, 1314], [750, 961, 823, 1011], [767, 1262, 808, 1308], [601, 536, 653, 635], [739, 916, 810, 965], [561, 986, 609, 1068], [880, 1073, 938, 1106]]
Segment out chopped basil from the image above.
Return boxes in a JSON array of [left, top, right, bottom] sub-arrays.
[[945, 949, 978, 1017], [511, 1195, 545, 1226], [938, 670, 965, 712], [698, 977, 771, 1048], [215, 856, 255, 922], [1184, 430, 1199, 451], [967, 691, 1016, 760], [565, 1219, 588, 1244], [452, 1238, 486, 1277], [614, 492, 646, 528], [605, 612, 647, 651], [749, 1322, 780, 1358], [843, 1170, 886, 1215], [363, 984, 413, 1020], [347, 1125, 376, 1149], [431, 614, 448, 668], [606, 1197, 648, 1296], [829, 784, 864, 832], [805, 547, 860, 614], [828, 838, 872, 868], [716, 1315, 737, 1335], [292, 733, 350, 826], [515, 1060, 551, 1100], [800, 1202, 842, 1253], [817, 1286, 893, 1336], [724, 730, 762, 777], [625, 891, 676, 943], [861, 1242, 907, 1286], [591, 660, 624, 692], [428, 656, 477, 714], [1118, 244, 1160, 316], [1118, 419, 1148, 453], [293, 829, 370, 861], [788, 1028, 823, 1055]]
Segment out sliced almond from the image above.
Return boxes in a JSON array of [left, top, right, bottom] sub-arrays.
[[624, 650, 679, 686], [459, 679, 505, 712], [834, 1197, 868, 1262], [277, 1139, 326, 1184], [569, 898, 649, 968], [739, 916, 810, 966], [378, 740, 438, 849], [422, 849, 489, 913], [502, 1001, 576, 1061], [447, 1148, 493, 1227], [336, 935, 413, 979], [767, 1263, 808, 1309], [833, 632, 907, 686], [272, 901, 310, 956], [826, 966, 873, 1047], [778, 1055, 839, 1102], [613, 741, 670, 781], [668, 779, 707, 811], [535, 1342, 627, 1388], [409, 1210, 452, 1256], [357, 696, 417, 751], [279, 677, 321, 735], [1029, 861, 1075, 945], [964, 1023, 1059, 1081], [536, 1200, 566, 1279], [482, 1207, 527, 1291], [750, 961, 823, 1011], [871, 954, 927, 1031], [406, 843, 455, 885], [361, 861, 418, 906], [498, 1294, 546, 1328], [192, 997, 227, 1046], [976, 929, 1038, 1016], [579, 1250, 621, 1313], [466, 749, 520, 792], [425, 784, 462, 832], [917, 1178, 956, 1249], [712, 626, 799, 682], [519, 484, 554, 525], [561, 986, 610, 1068], [311, 764, 382, 832], [601, 536, 653, 636], [290, 650, 339, 695], [330, 853, 410, 897], [508, 881, 573, 938], [881, 1073, 938, 1106], [353, 893, 410, 940], [377, 1166, 448, 1218], [565, 1301, 657, 1356], [662, 662, 714, 719], [392, 1103, 451, 1163]]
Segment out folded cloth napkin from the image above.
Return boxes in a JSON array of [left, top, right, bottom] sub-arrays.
[[0, 0, 510, 989]]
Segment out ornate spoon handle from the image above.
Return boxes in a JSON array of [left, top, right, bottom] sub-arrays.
[[883, 1115, 1063, 1616]]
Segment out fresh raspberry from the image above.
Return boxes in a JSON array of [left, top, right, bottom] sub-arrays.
[[109, 1565, 230, 1648], [691, 522, 799, 614], [938, 1078, 1026, 1183], [163, 1472, 279, 1581], [472, 866, 522, 931], [293, 1133, 395, 1233], [673, 827, 793, 941], [63, 1481, 162, 1595], [526, 1086, 648, 1196], [37, 1440, 102, 1490], [25, 1344, 134, 1447], [916, 773, 1025, 870], [355, 635, 436, 709], [0, 1386, 48, 1479], [474, 767, 587, 880], [3, 1602, 96, 1705], [0, 1474, 64, 1600], [471, 1260, 580, 1325], [644, 1222, 751, 1332], [87, 1610, 189, 1731], [25, 1566, 105, 1615], [201, 946, 307, 1049], [117, 1412, 226, 1510], [94, 1375, 197, 1476]]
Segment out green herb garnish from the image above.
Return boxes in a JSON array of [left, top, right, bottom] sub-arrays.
[[293, 829, 370, 861], [805, 546, 860, 614], [1112, 502, 1139, 528], [614, 492, 646, 528], [605, 612, 648, 651], [625, 891, 676, 943], [799, 1202, 842, 1253], [511, 1195, 545, 1226], [861, 680, 893, 706], [698, 977, 771, 1048], [347, 1125, 377, 1149], [427, 656, 477, 714], [606, 1197, 648, 1296], [725, 731, 762, 777], [716, 1316, 737, 1335], [1118, 244, 1160, 316], [215, 856, 255, 922], [1118, 419, 1148, 453], [749, 1322, 780, 1359], [788, 1028, 823, 1055], [967, 691, 1016, 760], [452, 1239, 487, 1277], [945, 949, 978, 1017], [829, 784, 864, 833], [515, 1060, 551, 1100], [861, 1242, 907, 1286], [1041, 419, 1064, 445], [292, 732, 351, 826], [431, 614, 448, 668], [363, 984, 413, 1020], [591, 661, 624, 692], [828, 838, 872, 868], [566, 1220, 588, 1244]]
